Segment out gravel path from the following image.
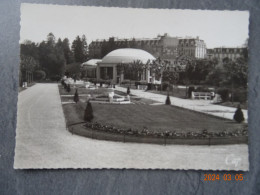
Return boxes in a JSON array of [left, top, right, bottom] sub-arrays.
[[14, 83, 248, 170]]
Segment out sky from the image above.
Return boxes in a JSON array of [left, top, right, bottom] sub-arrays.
[[20, 3, 249, 48]]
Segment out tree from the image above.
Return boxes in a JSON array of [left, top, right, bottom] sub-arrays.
[[163, 68, 179, 85], [82, 35, 88, 59], [149, 58, 172, 92], [127, 86, 130, 95], [20, 55, 39, 85], [47, 33, 56, 47], [223, 57, 248, 88], [38, 33, 66, 78], [205, 67, 226, 87], [165, 94, 171, 105], [20, 55, 39, 72], [84, 101, 94, 122], [182, 57, 217, 85], [33, 70, 46, 81], [162, 67, 179, 96], [65, 62, 81, 78], [233, 105, 245, 123], [72, 35, 88, 63], [20, 40, 39, 61], [74, 89, 79, 103], [62, 38, 74, 64]]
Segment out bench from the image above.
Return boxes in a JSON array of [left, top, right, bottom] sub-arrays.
[[191, 92, 212, 100]]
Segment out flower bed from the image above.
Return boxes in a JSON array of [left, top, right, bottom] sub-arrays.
[[84, 121, 248, 139]]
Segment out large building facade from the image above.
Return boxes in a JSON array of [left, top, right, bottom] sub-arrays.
[[207, 47, 247, 61], [178, 37, 207, 59], [89, 34, 188, 60]]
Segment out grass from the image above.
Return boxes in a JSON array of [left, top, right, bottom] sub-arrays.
[[218, 101, 248, 110], [120, 84, 187, 98], [148, 88, 187, 99], [62, 102, 246, 134]]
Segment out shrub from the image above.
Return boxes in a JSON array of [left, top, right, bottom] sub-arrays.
[[165, 94, 171, 105], [127, 86, 130, 95], [74, 89, 79, 103], [121, 80, 131, 85], [217, 88, 230, 102], [67, 84, 71, 93], [84, 101, 94, 122], [147, 83, 152, 90], [233, 105, 245, 123], [33, 70, 46, 81], [50, 75, 61, 81], [162, 83, 169, 91], [135, 81, 141, 86], [233, 89, 247, 103]]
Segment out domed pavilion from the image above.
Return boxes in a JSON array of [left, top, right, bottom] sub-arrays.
[[96, 48, 156, 84], [81, 59, 102, 78]]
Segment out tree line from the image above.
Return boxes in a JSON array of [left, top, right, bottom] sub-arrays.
[[20, 33, 88, 83], [116, 55, 247, 89]]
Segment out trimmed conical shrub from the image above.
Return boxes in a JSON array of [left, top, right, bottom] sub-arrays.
[[84, 101, 94, 122], [233, 105, 244, 123], [165, 94, 171, 105], [127, 86, 130, 95], [67, 84, 71, 93], [74, 89, 79, 103]]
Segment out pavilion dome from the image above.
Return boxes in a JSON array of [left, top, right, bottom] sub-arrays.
[[81, 59, 102, 67], [101, 48, 155, 64]]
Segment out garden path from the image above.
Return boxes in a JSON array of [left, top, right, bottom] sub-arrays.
[[14, 83, 248, 170]]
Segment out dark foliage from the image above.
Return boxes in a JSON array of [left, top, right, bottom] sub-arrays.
[[67, 84, 71, 93], [74, 89, 79, 103], [127, 86, 130, 95], [165, 94, 171, 105], [84, 101, 94, 122], [50, 75, 61, 81], [147, 83, 152, 90], [233, 105, 245, 123], [233, 89, 247, 103], [217, 88, 230, 102], [33, 70, 46, 81], [71, 35, 88, 63]]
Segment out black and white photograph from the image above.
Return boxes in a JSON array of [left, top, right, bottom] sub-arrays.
[[14, 3, 249, 170]]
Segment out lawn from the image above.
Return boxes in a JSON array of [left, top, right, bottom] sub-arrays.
[[62, 102, 246, 133], [147, 88, 187, 99], [119, 84, 187, 98]]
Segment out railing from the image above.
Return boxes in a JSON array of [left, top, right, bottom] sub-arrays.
[[192, 92, 212, 100]]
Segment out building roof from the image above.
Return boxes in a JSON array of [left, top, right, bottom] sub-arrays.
[[82, 59, 102, 67], [100, 48, 155, 64]]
